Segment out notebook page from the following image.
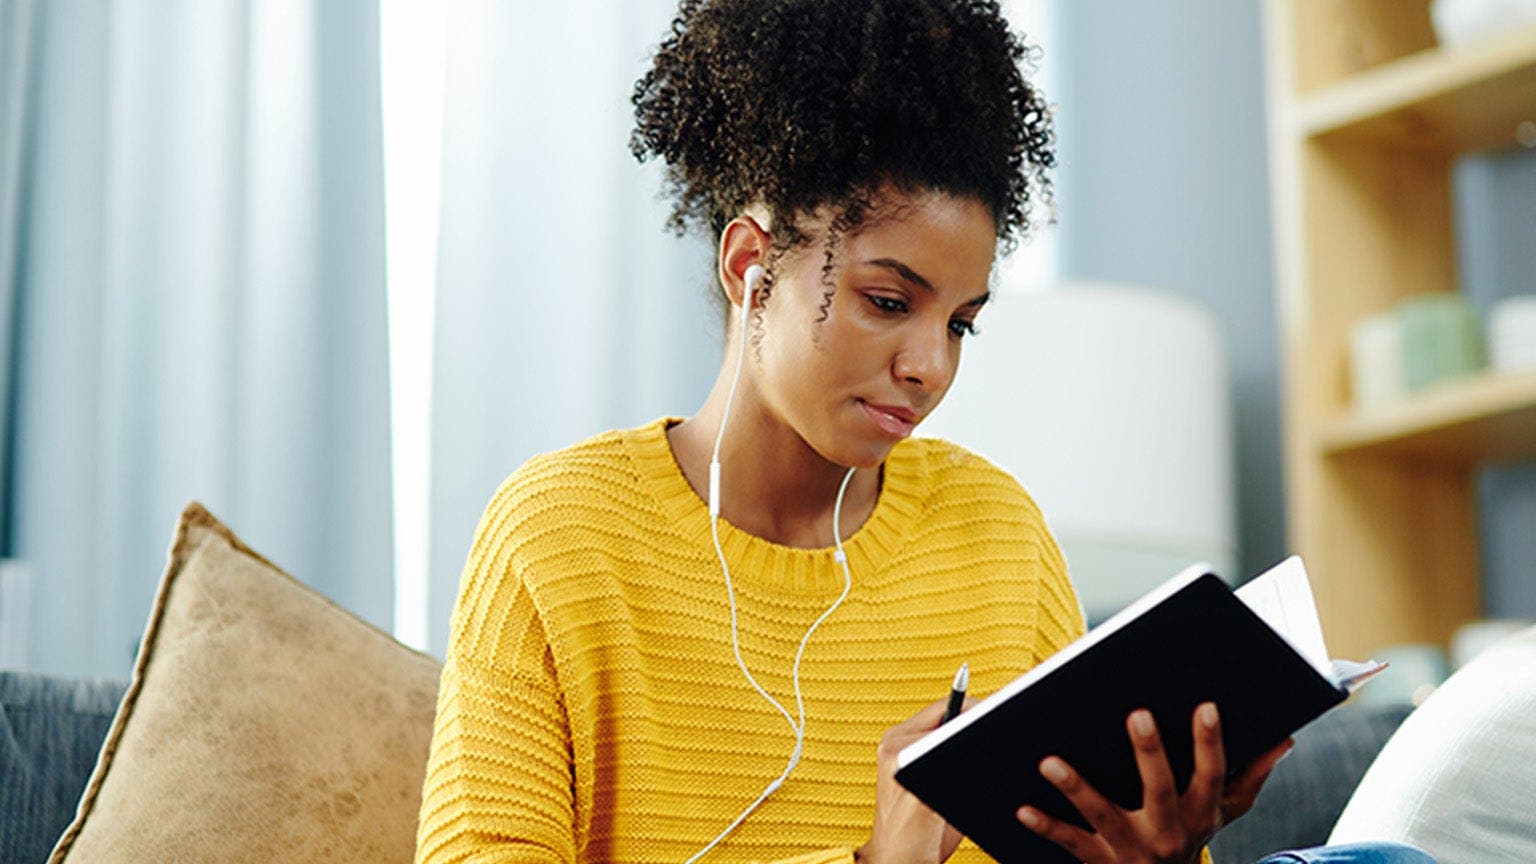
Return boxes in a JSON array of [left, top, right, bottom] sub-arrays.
[[1234, 556, 1331, 679]]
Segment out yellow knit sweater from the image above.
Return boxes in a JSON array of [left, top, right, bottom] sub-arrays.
[[414, 417, 1087, 864]]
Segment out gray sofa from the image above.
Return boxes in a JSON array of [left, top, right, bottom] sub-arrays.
[[1207, 700, 1413, 863], [0, 669, 1411, 864], [1, 672, 128, 864]]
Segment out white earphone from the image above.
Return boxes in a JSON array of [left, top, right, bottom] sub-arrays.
[[688, 262, 858, 862]]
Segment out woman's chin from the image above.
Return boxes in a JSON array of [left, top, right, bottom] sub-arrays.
[[820, 438, 896, 473], [795, 417, 901, 472]]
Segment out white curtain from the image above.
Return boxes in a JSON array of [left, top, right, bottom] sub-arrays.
[[425, 0, 718, 657], [0, 0, 394, 678]]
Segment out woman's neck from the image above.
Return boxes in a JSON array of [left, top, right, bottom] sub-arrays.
[[667, 374, 882, 550]]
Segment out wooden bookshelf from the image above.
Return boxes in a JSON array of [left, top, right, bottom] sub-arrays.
[[1294, 25, 1536, 152], [1318, 371, 1536, 462], [1264, 1, 1536, 657]]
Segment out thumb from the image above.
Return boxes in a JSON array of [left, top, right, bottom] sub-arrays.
[[942, 820, 964, 852], [909, 694, 980, 732], [902, 698, 953, 734]]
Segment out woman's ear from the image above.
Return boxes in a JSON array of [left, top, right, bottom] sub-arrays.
[[718, 214, 772, 313]]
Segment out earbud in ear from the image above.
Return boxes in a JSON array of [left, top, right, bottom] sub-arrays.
[[743, 264, 764, 314]]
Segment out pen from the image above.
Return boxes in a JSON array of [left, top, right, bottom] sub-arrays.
[[941, 662, 968, 724]]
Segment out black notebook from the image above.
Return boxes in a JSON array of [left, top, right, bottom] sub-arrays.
[[894, 557, 1383, 864]]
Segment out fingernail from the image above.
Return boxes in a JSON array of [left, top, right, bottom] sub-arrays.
[[1201, 703, 1219, 729], [1131, 710, 1155, 737], [1018, 807, 1042, 829], [1040, 758, 1069, 783]]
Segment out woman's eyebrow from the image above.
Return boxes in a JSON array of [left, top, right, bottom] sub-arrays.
[[865, 257, 935, 292], [864, 258, 991, 306]]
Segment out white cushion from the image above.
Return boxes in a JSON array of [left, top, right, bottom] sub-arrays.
[[1327, 624, 1536, 863]]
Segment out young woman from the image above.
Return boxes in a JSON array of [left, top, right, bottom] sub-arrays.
[[413, 2, 1436, 863]]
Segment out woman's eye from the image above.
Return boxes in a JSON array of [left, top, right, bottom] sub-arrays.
[[949, 319, 981, 338], [867, 294, 908, 314]]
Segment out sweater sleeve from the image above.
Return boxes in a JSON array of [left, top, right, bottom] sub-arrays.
[[1029, 502, 1089, 660], [414, 492, 577, 864], [414, 648, 575, 864]]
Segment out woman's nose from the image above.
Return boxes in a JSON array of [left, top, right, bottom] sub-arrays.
[[893, 324, 954, 393]]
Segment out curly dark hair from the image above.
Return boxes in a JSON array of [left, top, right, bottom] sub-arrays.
[[630, 0, 1055, 305]]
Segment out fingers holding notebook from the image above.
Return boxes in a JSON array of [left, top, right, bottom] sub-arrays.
[[1018, 702, 1273, 864]]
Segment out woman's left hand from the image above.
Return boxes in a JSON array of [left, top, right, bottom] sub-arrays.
[[1016, 702, 1293, 864]]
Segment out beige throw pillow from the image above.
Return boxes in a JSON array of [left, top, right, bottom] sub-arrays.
[[48, 503, 443, 863]]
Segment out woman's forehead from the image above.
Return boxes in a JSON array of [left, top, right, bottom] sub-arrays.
[[801, 192, 996, 280]]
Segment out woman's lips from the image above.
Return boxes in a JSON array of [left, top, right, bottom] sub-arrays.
[[860, 400, 918, 438]]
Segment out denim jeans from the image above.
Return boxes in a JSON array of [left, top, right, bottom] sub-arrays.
[[1254, 841, 1438, 863]]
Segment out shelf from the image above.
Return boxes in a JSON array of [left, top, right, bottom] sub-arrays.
[[1293, 24, 1536, 154], [1267, 0, 1508, 656], [1317, 370, 1536, 462]]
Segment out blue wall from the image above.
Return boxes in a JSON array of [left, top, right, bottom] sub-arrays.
[[1051, 1, 1284, 576], [1457, 151, 1536, 618]]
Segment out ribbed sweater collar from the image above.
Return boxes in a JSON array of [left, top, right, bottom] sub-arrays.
[[623, 416, 926, 595]]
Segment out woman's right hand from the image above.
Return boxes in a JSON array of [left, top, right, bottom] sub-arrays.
[[856, 698, 974, 864]]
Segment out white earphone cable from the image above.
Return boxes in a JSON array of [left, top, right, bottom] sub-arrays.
[[688, 265, 857, 863]]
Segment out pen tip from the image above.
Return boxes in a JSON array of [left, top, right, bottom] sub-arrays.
[[953, 662, 969, 690]]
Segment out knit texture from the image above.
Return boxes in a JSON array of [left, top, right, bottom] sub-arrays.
[[414, 417, 1087, 864]]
